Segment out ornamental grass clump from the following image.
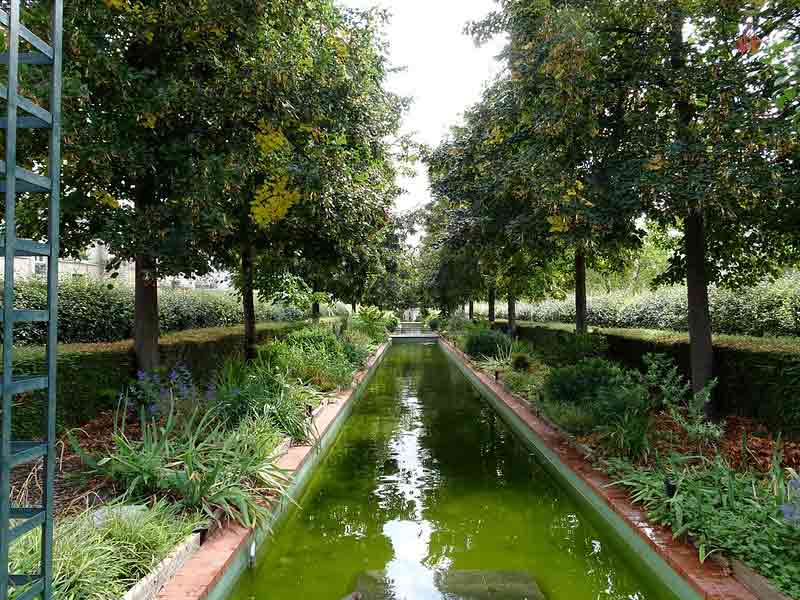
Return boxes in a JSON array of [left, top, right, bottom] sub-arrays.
[[9, 501, 200, 600], [71, 405, 289, 527]]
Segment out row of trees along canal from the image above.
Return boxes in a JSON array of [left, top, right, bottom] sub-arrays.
[[10, 0, 414, 368], [422, 0, 800, 419]]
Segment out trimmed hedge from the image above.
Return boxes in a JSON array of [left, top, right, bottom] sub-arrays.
[[504, 323, 800, 434], [11, 278, 300, 345], [483, 273, 800, 338], [8, 322, 306, 438]]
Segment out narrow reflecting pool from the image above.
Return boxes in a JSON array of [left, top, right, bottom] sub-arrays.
[[228, 344, 679, 600]]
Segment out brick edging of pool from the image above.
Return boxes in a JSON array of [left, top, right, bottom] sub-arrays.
[[155, 342, 391, 600], [438, 337, 757, 600]]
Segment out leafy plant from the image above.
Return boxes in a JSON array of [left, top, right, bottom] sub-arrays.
[[511, 352, 531, 372], [71, 405, 289, 527], [465, 328, 512, 358], [352, 306, 391, 341], [644, 354, 724, 444], [606, 456, 800, 597], [545, 358, 628, 407]]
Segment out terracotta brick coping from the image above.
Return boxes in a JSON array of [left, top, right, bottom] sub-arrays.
[[438, 337, 757, 600], [156, 342, 391, 600]]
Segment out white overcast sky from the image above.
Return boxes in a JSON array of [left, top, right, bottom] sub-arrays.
[[341, 0, 507, 214]]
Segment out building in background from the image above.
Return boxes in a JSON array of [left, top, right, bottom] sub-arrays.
[[3, 243, 229, 290]]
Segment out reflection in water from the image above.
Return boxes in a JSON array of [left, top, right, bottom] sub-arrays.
[[228, 345, 678, 600]]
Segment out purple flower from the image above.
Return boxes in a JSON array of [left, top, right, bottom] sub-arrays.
[[137, 369, 147, 381], [168, 370, 179, 382], [781, 503, 798, 522], [789, 479, 800, 492]]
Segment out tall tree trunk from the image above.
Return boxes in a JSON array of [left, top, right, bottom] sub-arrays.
[[686, 211, 714, 400], [134, 256, 159, 371], [311, 300, 321, 323], [575, 248, 588, 334], [133, 179, 159, 372], [351, 300, 357, 314], [468, 300, 474, 321], [240, 236, 257, 362], [488, 285, 496, 322], [507, 294, 516, 337], [670, 6, 714, 408]]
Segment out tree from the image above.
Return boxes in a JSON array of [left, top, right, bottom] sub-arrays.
[[52, 0, 283, 369], [468, 0, 800, 411]]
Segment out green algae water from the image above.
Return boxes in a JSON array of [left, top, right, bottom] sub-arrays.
[[229, 344, 680, 600]]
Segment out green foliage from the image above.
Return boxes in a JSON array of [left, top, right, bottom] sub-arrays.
[[427, 317, 441, 331], [545, 358, 626, 409], [7, 322, 302, 439], [214, 356, 319, 442], [212, 324, 374, 439], [514, 323, 800, 434], [643, 353, 724, 445], [72, 406, 288, 528], [351, 307, 392, 343], [9, 501, 200, 600], [11, 277, 281, 345], [464, 328, 513, 359], [545, 358, 653, 457], [511, 352, 531, 372], [606, 456, 800, 598], [443, 312, 471, 333], [515, 273, 800, 338]]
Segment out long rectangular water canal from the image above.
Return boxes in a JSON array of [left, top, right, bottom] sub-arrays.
[[228, 343, 682, 600]]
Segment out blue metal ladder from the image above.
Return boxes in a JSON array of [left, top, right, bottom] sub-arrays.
[[1, 1, 63, 598]]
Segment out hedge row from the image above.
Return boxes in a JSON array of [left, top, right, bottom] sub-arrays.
[[8, 321, 306, 438], [483, 272, 800, 338], [506, 323, 800, 434], [11, 278, 304, 345]]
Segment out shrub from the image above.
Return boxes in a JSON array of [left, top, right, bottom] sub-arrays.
[[505, 272, 800, 338], [465, 328, 512, 358], [10, 277, 283, 345], [545, 358, 652, 450], [7, 322, 301, 439], [444, 312, 471, 333], [511, 352, 531, 372], [643, 354, 723, 444], [545, 358, 629, 408], [428, 317, 441, 331], [352, 306, 391, 342], [384, 313, 399, 333], [513, 323, 800, 433], [342, 330, 374, 367]]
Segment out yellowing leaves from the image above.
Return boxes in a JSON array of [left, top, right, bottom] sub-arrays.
[[646, 155, 666, 171], [93, 190, 119, 209], [563, 180, 584, 200], [547, 215, 570, 234], [251, 176, 302, 227], [255, 120, 290, 156], [103, 0, 128, 10], [487, 126, 505, 146], [140, 113, 157, 129]]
